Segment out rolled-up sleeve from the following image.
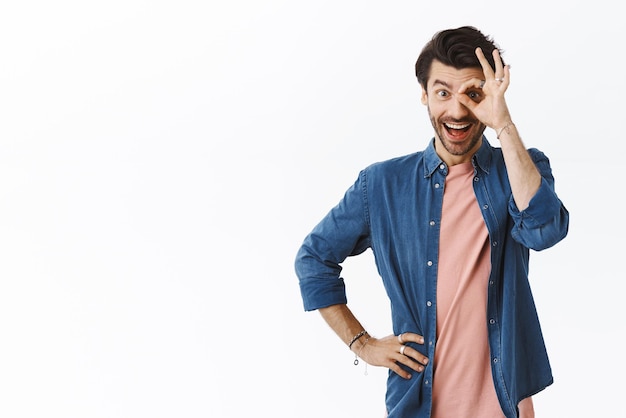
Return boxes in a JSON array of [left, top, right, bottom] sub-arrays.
[[509, 149, 569, 251], [295, 172, 371, 311]]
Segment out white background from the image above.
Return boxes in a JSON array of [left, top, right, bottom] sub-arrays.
[[1, 1, 622, 417]]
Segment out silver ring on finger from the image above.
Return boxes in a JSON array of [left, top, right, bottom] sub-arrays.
[[495, 77, 505, 82], [398, 334, 404, 343], [479, 80, 485, 89], [400, 345, 406, 356]]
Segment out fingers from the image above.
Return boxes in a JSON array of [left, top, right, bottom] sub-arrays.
[[364, 333, 429, 380], [397, 335, 428, 366], [501, 60, 511, 87], [399, 344, 428, 366], [398, 332, 424, 345], [394, 332, 429, 379], [388, 347, 428, 380], [475, 47, 510, 87], [475, 47, 494, 79], [457, 77, 485, 95], [491, 48, 505, 80]]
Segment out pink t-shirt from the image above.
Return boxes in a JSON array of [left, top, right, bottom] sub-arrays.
[[431, 162, 533, 418]]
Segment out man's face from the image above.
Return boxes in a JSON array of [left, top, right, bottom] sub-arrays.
[[421, 60, 486, 164]]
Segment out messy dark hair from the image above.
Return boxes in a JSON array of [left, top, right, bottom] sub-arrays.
[[415, 26, 504, 89]]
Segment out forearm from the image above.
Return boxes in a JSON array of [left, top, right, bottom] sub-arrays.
[[318, 303, 429, 379], [319, 304, 369, 352], [496, 122, 541, 211]]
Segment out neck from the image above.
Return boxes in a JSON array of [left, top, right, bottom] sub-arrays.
[[434, 136, 482, 166]]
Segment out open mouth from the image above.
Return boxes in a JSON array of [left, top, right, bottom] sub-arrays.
[[444, 122, 471, 139]]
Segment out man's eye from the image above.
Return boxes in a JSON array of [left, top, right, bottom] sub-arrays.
[[468, 91, 482, 101], [437, 91, 449, 98]]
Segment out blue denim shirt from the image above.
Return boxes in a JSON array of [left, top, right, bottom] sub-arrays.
[[295, 138, 569, 418]]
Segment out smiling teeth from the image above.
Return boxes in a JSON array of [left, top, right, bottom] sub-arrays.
[[445, 123, 470, 129]]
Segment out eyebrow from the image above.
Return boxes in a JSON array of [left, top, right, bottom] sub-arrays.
[[432, 79, 451, 88], [432, 78, 481, 92]]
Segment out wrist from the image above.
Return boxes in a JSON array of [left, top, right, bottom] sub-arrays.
[[496, 121, 515, 139], [352, 335, 372, 375], [348, 330, 368, 351], [351, 334, 372, 353]]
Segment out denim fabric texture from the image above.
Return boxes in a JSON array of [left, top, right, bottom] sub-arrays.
[[295, 137, 569, 418]]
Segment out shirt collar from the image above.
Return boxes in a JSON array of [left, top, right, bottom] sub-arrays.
[[423, 136, 492, 178], [472, 137, 492, 175]]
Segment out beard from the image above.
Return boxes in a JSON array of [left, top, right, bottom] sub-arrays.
[[428, 109, 485, 157]]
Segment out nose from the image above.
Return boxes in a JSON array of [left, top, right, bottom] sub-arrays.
[[448, 94, 470, 119]]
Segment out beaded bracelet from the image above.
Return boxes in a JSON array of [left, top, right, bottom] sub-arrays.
[[348, 330, 367, 349]]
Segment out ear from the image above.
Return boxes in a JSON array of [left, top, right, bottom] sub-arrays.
[[420, 86, 428, 105]]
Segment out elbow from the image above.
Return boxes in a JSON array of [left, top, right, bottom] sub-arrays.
[[521, 207, 570, 251]]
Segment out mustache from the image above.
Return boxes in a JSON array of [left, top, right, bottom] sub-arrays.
[[439, 117, 479, 124]]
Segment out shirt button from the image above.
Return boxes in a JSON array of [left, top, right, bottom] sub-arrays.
[[483, 204, 489, 210], [489, 280, 494, 286], [427, 260, 433, 266], [426, 301, 432, 307], [493, 358, 499, 363], [474, 177, 479, 182], [439, 164, 445, 170], [425, 380, 429, 385], [492, 241, 498, 247], [434, 183, 440, 188], [429, 220, 435, 226], [489, 319, 496, 324]]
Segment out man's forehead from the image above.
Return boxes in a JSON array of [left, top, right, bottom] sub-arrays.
[[428, 61, 483, 86]]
